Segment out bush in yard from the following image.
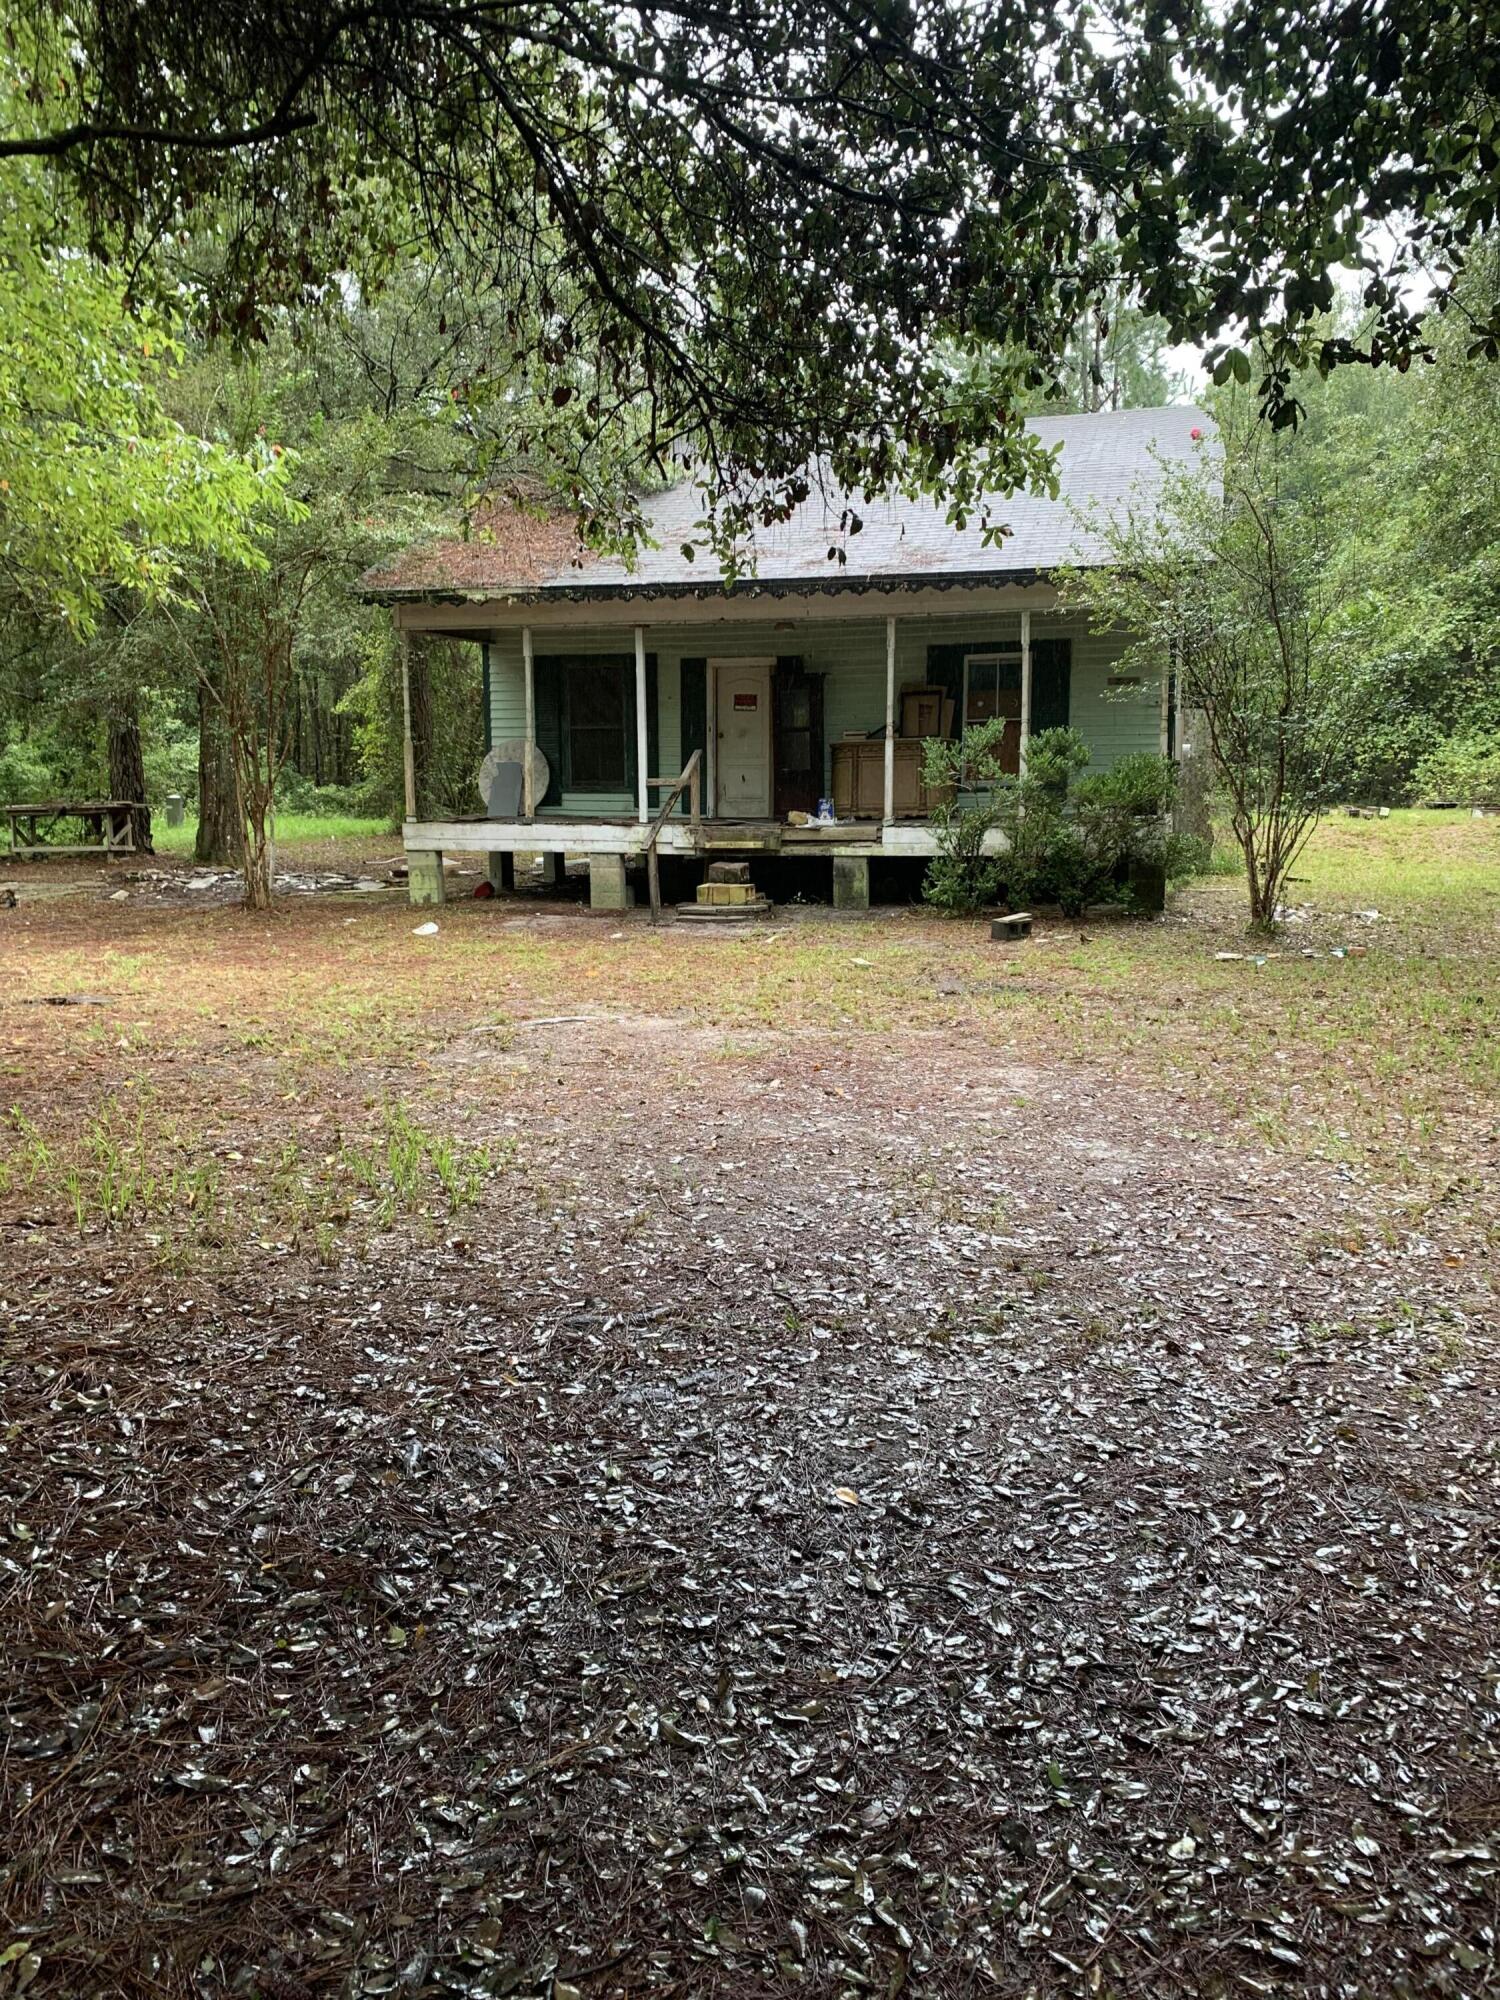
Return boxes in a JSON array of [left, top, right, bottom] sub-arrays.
[[1003, 736, 1184, 915], [1413, 733, 1500, 807], [920, 718, 1012, 912], [271, 770, 385, 819], [1069, 753, 1184, 914], [991, 727, 1089, 912], [0, 725, 68, 806], [923, 725, 1183, 915]]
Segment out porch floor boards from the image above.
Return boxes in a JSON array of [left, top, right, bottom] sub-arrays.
[[406, 814, 882, 835], [404, 816, 888, 852]]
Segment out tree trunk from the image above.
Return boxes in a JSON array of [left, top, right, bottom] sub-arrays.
[[226, 714, 275, 911], [241, 814, 274, 909], [107, 698, 153, 854], [196, 669, 242, 866], [1243, 834, 1278, 933], [1172, 707, 1213, 844], [409, 645, 434, 820]]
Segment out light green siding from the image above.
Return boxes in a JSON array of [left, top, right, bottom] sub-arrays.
[[488, 636, 527, 742], [560, 790, 637, 814], [656, 657, 682, 785], [480, 610, 1164, 815], [1068, 624, 1164, 767]]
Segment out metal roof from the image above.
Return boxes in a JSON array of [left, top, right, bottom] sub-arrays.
[[362, 404, 1214, 604]]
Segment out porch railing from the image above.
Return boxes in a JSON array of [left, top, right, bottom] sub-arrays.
[[643, 749, 703, 924]]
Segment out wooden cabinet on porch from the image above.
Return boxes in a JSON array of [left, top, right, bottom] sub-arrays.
[[831, 738, 939, 818]]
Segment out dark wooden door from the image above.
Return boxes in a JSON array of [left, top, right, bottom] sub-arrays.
[[773, 659, 824, 817]]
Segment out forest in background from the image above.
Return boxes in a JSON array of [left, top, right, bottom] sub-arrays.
[[0, 254, 523, 865], [4, 252, 1497, 859]]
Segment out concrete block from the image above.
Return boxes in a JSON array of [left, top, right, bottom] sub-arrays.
[[486, 850, 515, 893], [832, 856, 870, 911], [589, 853, 632, 910], [407, 850, 446, 907], [1126, 856, 1167, 912]]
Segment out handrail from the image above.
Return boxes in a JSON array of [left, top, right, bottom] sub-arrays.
[[642, 749, 703, 924]]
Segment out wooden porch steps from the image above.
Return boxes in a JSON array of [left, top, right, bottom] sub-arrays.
[[676, 897, 774, 924], [681, 858, 771, 921], [696, 823, 783, 852]]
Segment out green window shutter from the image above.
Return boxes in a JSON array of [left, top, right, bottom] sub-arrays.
[[925, 643, 966, 725], [679, 658, 707, 810], [645, 654, 659, 798], [481, 641, 493, 754], [533, 656, 564, 806], [1030, 638, 1072, 736]]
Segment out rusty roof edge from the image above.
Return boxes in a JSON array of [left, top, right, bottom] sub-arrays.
[[357, 564, 1086, 608]]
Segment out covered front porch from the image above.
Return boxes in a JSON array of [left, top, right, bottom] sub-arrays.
[[394, 590, 1173, 910]]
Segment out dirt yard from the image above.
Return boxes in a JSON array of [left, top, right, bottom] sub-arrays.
[[1, 816, 1496, 1999]]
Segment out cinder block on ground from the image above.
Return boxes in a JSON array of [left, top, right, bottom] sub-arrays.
[[832, 856, 870, 911], [589, 853, 632, 910], [407, 850, 446, 907]]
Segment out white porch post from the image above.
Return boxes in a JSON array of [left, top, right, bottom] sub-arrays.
[[400, 628, 417, 821], [882, 614, 897, 824], [1018, 609, 1033, 775], [634, 624, 649, 822], [521, 625, 536, 818]]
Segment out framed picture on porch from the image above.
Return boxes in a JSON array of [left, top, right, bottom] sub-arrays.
[[899, 685, 947, 740]]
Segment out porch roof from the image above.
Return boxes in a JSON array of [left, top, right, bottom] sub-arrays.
[[362, 405, 1212, 607]]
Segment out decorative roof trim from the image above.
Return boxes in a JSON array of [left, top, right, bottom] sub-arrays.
[[361, 564, 1070, 608]]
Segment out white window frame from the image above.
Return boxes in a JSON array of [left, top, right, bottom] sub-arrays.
[[960, 647, 1023, 784]]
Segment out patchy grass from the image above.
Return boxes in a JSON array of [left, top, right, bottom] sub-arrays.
[[0, 1088, 506, 1265], [2, 811, 1495, 1227], [151, 810, 392, 858], [1283, 804, 1497, 910]]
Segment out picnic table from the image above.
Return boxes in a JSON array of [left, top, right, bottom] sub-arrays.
[[2, 800, 138, 858]]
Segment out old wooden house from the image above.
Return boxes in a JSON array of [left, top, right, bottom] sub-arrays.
[[363, 405, 1210, 909]]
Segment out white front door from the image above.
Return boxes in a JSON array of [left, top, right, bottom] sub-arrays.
[[714, 661, 773, 818]]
